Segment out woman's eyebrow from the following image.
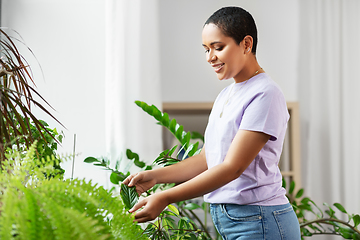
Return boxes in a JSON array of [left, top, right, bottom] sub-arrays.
[[202, 41, 223, 47]]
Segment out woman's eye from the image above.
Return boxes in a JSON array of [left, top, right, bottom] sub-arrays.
[[215, 47, 223, 51], [204, 49, 210, 53]]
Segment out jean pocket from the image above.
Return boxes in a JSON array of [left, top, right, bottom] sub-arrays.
[[273, 205, 301, 240], [221, 204, 262, 222]]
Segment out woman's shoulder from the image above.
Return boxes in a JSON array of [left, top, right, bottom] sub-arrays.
[[247, 73, 284, 96]]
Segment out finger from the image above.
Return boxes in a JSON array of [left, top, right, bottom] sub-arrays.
[[122, 174, 133, 185], [128, 173, 142, 187], [129, 199, 146, 213], [133, 209, 155, 223], [134, 216, 151, 223]]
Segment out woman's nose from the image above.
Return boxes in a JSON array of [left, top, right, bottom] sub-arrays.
[[207, 52, 217, 63]]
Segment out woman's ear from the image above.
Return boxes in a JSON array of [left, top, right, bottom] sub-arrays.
[[243, 35, 254, 53]]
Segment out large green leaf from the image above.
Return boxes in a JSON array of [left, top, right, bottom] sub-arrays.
[[120, 183, 139, 210], [134, 101, 204, 156], [334, 203, 347, 214], [353, 214, 360, 228]]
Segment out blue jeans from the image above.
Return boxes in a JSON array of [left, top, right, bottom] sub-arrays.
[[210, 203, 301, 240]]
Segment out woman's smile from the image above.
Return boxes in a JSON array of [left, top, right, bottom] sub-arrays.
[[211, 63, 225, 73], [202, 23, 247, 82]]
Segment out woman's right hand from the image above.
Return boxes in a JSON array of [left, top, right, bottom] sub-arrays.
[[122, 171, 157, 196]]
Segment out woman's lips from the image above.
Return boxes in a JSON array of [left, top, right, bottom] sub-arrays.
[[212, 63, 224, 73]]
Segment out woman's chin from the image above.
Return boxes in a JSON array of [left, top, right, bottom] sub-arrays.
[[217, 75, 231, 81]]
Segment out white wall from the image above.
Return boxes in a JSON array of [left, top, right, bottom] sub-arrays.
[[1, 0, 109, 186], [159, 0, 299, 103], [1, 0, 300, 188]]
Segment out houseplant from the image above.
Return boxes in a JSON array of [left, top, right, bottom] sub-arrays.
[[0, 143, 147, 240], [86, 100, 360, 240], [0, 28, 63, 163]]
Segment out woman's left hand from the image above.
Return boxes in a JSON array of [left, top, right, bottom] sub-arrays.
[[129, 192, 169, 223]]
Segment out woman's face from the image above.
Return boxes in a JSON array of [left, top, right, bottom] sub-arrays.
[[202, 23, 247, 82]]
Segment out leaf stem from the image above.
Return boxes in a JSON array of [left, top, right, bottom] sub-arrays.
[[300, 218, 360, 235]]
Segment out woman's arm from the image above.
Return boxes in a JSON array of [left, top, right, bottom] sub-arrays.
[[130, 129, 270, 223], [123, 146, 207, 195]]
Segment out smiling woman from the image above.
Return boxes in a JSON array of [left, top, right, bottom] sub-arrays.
[[124, 6, 301, 240], [201, 14, 262, 83]]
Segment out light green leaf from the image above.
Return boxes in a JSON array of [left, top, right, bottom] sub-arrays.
[[167, 204, 180, 216], [183, 203, 201, 210]]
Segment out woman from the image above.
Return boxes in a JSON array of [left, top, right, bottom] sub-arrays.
[[124, 6, 301, 239]]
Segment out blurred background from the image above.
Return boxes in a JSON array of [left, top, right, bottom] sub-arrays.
[[1, 1, 359, 238]]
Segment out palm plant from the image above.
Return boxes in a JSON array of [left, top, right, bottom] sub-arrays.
[[0, 28, 62, 162]]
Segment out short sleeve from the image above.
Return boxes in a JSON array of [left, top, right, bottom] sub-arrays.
[[239, 86, 289, 141]]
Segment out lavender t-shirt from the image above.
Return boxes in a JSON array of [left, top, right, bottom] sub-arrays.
[[204, 73, 289, 206]]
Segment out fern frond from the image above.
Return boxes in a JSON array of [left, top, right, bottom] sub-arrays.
[[0, 144, 148, 240], [0, 187, 17, 240], [62, 209, 110, 240]]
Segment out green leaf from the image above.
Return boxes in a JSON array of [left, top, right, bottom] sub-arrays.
[[181, 132, 191, 146], [188, 142, 200, 157], [110, 172, 128, 184], [167, 146, 177, 156], [301, 228, 313, 237], [182, 143, 194, 160], [282, 177, 286, 189], [175, 125, 184, 140], [161, 112, 170, 126], [83, 157, 99, 163], [167, 204, 180, 216], [289, 180, 295, 195], [353, 214, 360, 227], [338, 226, 354, 239], [191, 131, 204, 142], [169, 119, 177, 133], [295, 188, 304, 198], [334, 203, 347, 214], [120, 184, 139, 210], [352, 232, 360, 240], [323, 202, 335, 218], [183, 203, 201, 210], [126, 149, 139, 161]]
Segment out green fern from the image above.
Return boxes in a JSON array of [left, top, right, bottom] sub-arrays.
[[0, 143, 148, 240]]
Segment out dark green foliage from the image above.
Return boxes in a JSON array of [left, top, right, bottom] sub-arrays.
[[120, 184, 139, 210], [283, 180, 360, 239], [0, 29, 63, 163]]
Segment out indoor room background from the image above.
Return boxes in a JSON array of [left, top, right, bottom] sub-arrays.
[[1, 1, 359, 239]]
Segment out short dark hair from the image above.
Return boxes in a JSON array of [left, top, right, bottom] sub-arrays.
[[204, 6, 258, 54]]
